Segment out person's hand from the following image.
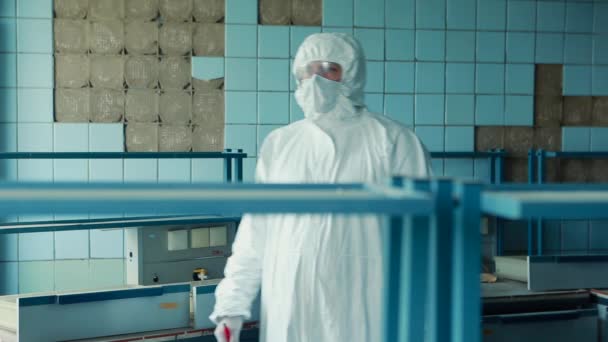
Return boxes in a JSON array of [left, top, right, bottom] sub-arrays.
[[214, 316, 243, 342]]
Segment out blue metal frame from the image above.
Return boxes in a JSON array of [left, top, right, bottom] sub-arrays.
[[0, 215, 241, 234], [383, 177, 405, 342], [0, 150, 247, 183], [0, 179, 485, 342], [427, 179, 455, 342], [435, 149, 508, 256], [400, 179, 431, 341], [0, 150, 247, 227], [0, 183, 433, 219], [529, 150, 608, 256], [527, 149, 537, 256], [0, 151, 247, 159], [432, 150, 506, 260], [452, 181, 482, 342], [482, 185, 608, 220], [430, 149, 506, 184]]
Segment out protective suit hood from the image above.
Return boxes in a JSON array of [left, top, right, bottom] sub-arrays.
[[293, 33, 366, 120]]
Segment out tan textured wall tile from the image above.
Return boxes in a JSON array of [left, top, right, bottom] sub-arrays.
[[505, 158, 528, 183], [192, 78, 223, 91], [126, 89, 159, 123], [192, 23, 224, 56], [543, 159, 561, 183], [193, 89, 224, 125], [193, 0, 224, 23], [89, 20, 125, 54], [55, 0, 89, 19], [159, 0, 193, 22], [560, 159, 590, 183], [55, 88, 90, 122], [534, 95, 563, 127], [90, 55, 125, 89], [90, 88, 125, 122], [160, 90, 192, 123], [291, 0, 321, 26], [125, 21, 159, 54], [591, 159, 608, 182], [126, 123, 159, 151], [534, 127, 562, 151], [54, 19, 89, 53], [125, 55, 159, 88], [55, 54, 90, 88], [535, 64, 562, 96], [504, 127, 534, 157], [592, 97, 608, 126], [159, 125, 192, 151], [475, 126, 504, 151], [259, 0, 291, 25], [159, 56, 191, 89], [89, 0, 125, 20], [192, 124, 223, 151], [160, 22, 192, 55], [126, 0, 159, 20], [563, 96, 592, 126], [55, 0, 225, 153]]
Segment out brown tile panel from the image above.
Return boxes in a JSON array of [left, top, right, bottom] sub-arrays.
[[505, 127, 534, 157], [475, 127, 504, 151], [590, 159, 608, 182], [559, 159, 591, 183], [534, 95, 563, 127], [535, 64, 562, 96], [562, 96, 593, 126], [592, 97, 608, 126], [505, 158, 528, 183], [534, 127, 561, 151], [259, 0, 291, 25]]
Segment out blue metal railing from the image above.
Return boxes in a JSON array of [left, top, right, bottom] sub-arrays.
[[0, 150, 247, 226], [430, 149, 506, 184], [0, 179, 483, 342], [525, 150, 608, 256], [0, 150, 247, 183]]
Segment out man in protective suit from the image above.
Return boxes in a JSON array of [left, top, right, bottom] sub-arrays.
[[211, 33, 432, 342]]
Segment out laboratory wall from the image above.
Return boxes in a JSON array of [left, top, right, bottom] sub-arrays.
[[0, 0, 607, 294]]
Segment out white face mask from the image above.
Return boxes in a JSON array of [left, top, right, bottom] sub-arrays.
[[295, 75, 341, 118]]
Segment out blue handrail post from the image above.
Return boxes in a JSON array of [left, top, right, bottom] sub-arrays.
[[383, 176, 405, 342], [495, 149, 505, 184], [536, 149, 546, 256], [489, 149, 496, 185], [537, 149, 546, 185], [493, 149, 505, 256], [235, 149, 244, 182], [224, 149, 233, 183], [452, 181, 482, 342], [428, 179, 454, 342], [527, 149, 536, 255], [400, 178, 432, 342]]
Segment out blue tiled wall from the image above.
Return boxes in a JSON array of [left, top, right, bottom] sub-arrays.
[[191, 0, 607, 182], [0, 0, 129, 294]]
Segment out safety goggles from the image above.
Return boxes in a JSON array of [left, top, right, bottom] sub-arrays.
[[295, 61, 343, 82]]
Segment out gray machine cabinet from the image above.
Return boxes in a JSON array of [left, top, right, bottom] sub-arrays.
[[483, 309, 598, 342], [592, 290, 608, 341], [483, 280, 598, 342], [126, 216, 238, 286], [495, 255, 608, 291]]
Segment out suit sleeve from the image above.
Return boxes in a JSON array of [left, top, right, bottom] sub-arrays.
[[391, 130, 434, 178], [210, 140, 272, 323]]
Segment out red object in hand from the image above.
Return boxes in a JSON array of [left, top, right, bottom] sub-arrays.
[[224, 323, 231, 341]]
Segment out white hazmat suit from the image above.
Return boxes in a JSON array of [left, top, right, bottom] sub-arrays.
[[211, 33, 432, 342]]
